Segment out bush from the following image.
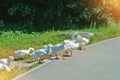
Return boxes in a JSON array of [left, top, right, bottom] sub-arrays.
[[0, 0, 119, 31]]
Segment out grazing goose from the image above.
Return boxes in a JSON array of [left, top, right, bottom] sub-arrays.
[[30, 46, 52, 63], [48, 41, 67, 60], [15, 47, 34, 59], [0, 63, 11, 72], [0, 56, 14, 66]]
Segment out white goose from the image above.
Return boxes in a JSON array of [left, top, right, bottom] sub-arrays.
[[30, 46, 52, 63], [47, 41, 67, 60], [0, 56, 14, 66], [75, 33, 94, 50], [0, 63, 11, 72], [71, 32, 79, 41], [64, 40, 79, 56], [15, 47, 34, 59]]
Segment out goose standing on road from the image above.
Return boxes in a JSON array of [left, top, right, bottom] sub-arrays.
[[64, 40, 79, 56], [75, 33, 94, 50], [47, 41, 67, 60], [30, 46, 52, 63]]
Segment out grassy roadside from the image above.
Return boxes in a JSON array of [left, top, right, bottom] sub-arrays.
[[0, 26, 120, 80]]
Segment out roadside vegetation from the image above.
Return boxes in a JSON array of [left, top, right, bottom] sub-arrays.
[[0, 25, 120, 80], [1, 0, 120, 80]]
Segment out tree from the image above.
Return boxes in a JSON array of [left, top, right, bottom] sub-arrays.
[[0, 0, 120, 31]]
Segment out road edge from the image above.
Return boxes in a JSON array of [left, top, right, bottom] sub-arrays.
[[12, 36, 120, 80]]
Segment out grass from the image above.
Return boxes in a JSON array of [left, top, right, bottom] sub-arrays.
[[0, 64, 39, 80], [0, 26, 120, 80], [0, 30, 70, 59], [83, 26, 120, 44]]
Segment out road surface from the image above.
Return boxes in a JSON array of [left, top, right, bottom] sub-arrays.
[[13, 37, 120, 80]]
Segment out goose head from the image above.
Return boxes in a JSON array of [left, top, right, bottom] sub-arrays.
[[43, 45, 47, 49], [89, 33, 94, 36], [71, 32, 79, 41], [7, 56, 14, 65], [84, 33, 94, 40], [29, 47, 35, 51], [63, 41, 67, 50], [28, 48, 35, 53], [7, 56, 14, 61]]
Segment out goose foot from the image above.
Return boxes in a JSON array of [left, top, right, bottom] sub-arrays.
[[38, 58, 45, 63], [55, 55, 60, 60], [80, 46, 87, 51], [62, 56, 67, 60]]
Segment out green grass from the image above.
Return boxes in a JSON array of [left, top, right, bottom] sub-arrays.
[[0, 26, 120, 80], [83, 26, 120, 44], [0, 30, 70, 59]]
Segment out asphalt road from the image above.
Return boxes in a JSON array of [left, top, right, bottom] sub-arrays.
[[13, 37, 120, 80]]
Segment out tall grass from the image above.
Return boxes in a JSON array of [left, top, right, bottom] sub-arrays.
[[83, 26, 120, 44]]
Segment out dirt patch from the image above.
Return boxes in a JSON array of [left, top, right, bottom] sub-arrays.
[[9, 60, 38, 69], [9, 58, 54, 69]]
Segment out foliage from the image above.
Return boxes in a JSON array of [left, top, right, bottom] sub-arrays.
[[0, 20, 5, 28], [0, 0, 119, 31]]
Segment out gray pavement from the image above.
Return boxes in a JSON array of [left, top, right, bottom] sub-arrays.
[[13, 37, 120, 80]]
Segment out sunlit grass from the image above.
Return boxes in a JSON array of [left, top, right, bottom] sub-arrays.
[[0, 67, 26, 80], [0, 26, 120, 80], [0, 30, 70, 59], [0, 64, 39, 80], [84, 26, 120, 44]]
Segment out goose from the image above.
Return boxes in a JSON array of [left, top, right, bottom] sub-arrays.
[[0, 56, 14, 66], [30, 46, 52, 63], [71, 32, 79, 41], [64, 40, 79, 56], [47, 41, 67, 60], [15, 47, 34, 59], [0, 63, 11, 72], [75, 33, 94, 50]]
